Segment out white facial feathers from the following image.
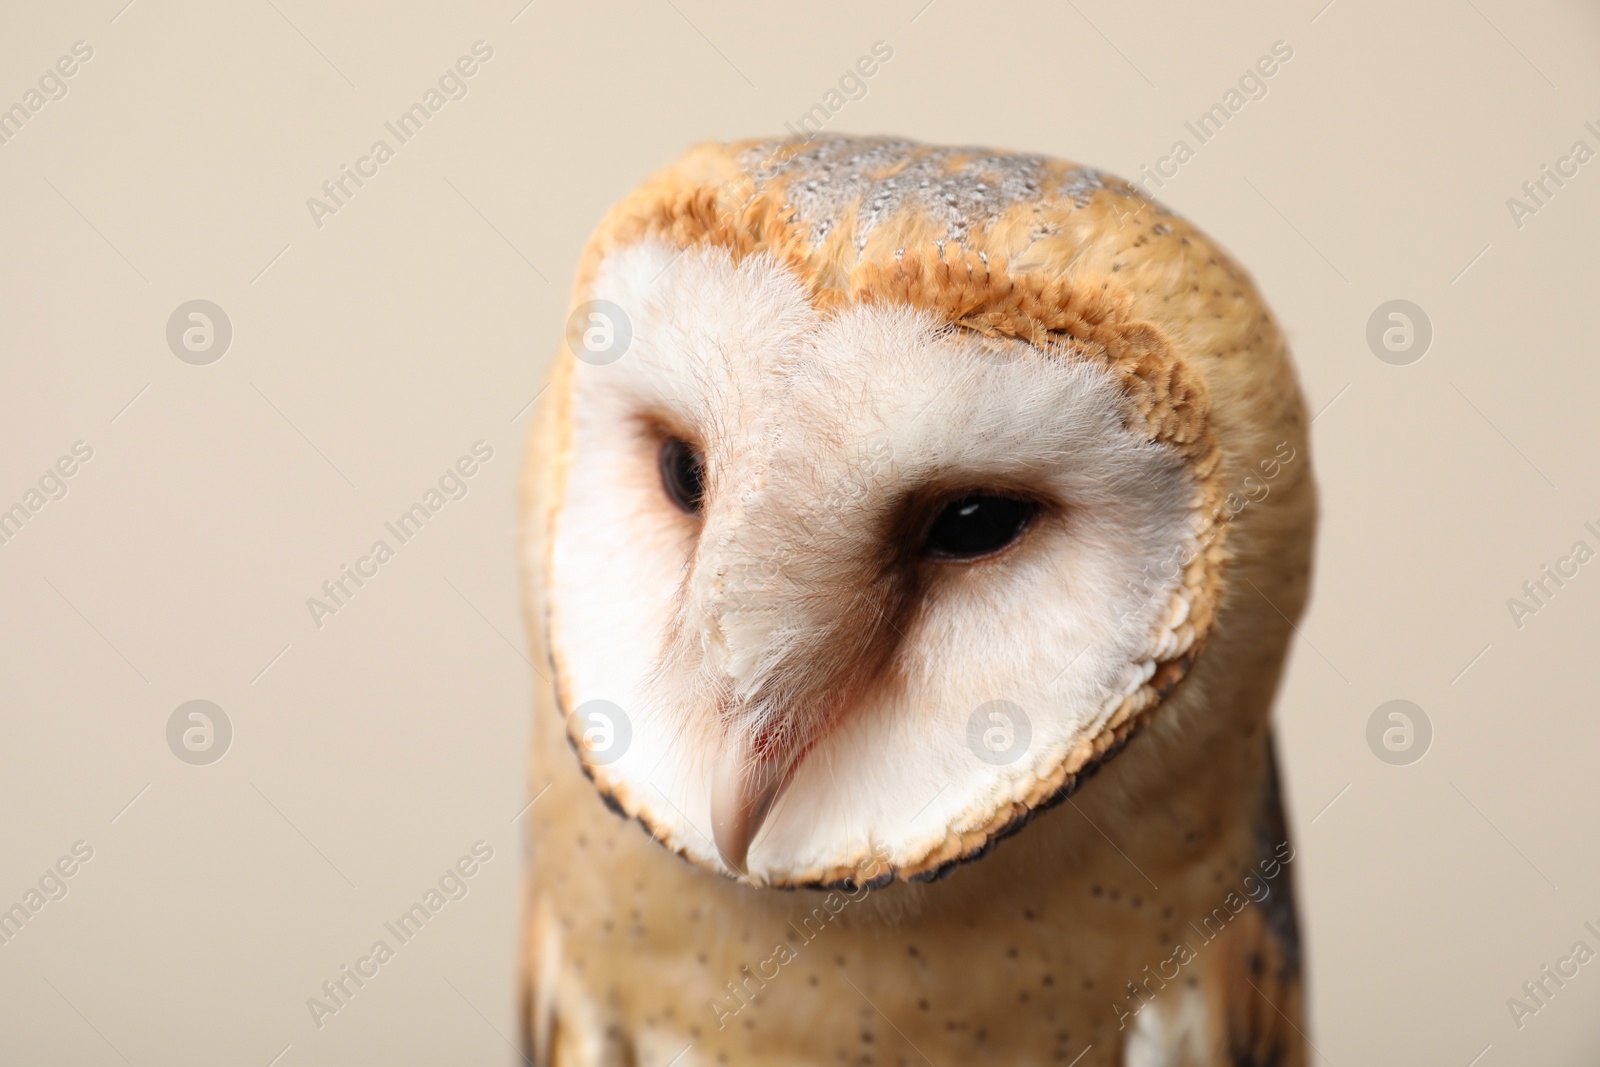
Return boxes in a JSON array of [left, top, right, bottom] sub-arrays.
[[548, 242, 1198, 885]]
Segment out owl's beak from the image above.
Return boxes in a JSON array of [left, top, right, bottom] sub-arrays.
[[687, 473, 917, 877], [694, 582, 912, 875], [709, 743, 790, 874]]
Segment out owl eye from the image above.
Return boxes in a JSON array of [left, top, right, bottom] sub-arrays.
[[659, 437, 706, 514], [923, 494, 1037, 560]]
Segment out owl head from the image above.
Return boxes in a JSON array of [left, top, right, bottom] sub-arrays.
[[522, 136, 1310, 888]]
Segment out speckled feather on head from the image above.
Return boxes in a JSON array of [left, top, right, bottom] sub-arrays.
[[520, 134, 1315, 1065]]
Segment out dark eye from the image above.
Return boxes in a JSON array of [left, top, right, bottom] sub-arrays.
[[660, 437, 706, 514], [924, 495, 1037, 560]]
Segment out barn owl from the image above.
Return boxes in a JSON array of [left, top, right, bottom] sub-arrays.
[[519, 135, 1315, 1067]]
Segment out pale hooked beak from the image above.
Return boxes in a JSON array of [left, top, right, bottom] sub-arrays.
[[709, 740, 792, 874], [689, 480, 913, 876]]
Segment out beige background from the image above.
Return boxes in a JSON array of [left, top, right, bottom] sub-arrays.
[[1, 0, 1596, 1063]]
